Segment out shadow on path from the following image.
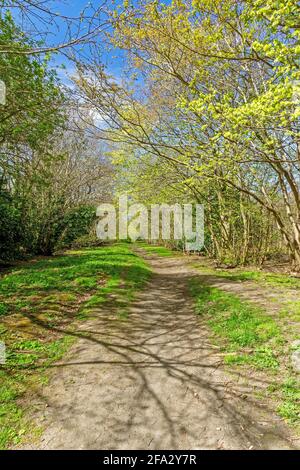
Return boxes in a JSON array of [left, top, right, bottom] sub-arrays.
[[19, 255, 299, 450]]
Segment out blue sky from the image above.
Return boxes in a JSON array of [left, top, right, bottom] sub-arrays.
[[11, 0, 127, 85], [58, 0, 127, 84], [9, 0, 171, 86]]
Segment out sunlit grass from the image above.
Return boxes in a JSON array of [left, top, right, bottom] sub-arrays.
[[192, 262, 300, 289], [136, 242, 177, 257], [189, 280, 281, 354], [189, 278, 299, 426], [0, 243, 151, 449]]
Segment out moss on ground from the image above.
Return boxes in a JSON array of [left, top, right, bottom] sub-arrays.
[[0, 243, 151, 449]]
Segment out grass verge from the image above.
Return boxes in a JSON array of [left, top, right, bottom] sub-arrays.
[[189, 280, 299, 426], [0, 242, 150, 449], [192, 261, 300, 290], [136, 242, 177, 257]]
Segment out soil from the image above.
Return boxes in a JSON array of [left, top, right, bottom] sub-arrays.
[[17, 252, 299, 450]]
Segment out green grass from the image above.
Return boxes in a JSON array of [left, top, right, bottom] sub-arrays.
[[136, 242, 176, 257], [189, 281, 281, 355], [226, 270, 300, 289], [0, 302, 8, 316], [224, 347, 279, 370], [268, 378, 300, 424], [280, 301, 300, 326], [189, 279, 300, 426], [141, 242, 300, 289], [0, 335, 74, 449], [193, 263, 300, 290], [0, 243, 151, 449]]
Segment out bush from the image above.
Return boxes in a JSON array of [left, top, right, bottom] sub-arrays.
[[0, 192, 22, 260], [55, 206, 97, 251], [70, 234, 104, 249]]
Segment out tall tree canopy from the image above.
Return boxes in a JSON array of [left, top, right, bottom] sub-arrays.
[[74, 0, 300, 267]]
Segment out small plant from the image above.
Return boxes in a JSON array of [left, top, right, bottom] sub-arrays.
[[137, 242, 175, 257], [225, 347, 279, 370], [0, 302, 8, 316], [189, 281, 281, 350]]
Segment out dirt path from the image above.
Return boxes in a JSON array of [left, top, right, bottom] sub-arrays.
[[19, 253, 299, 450]]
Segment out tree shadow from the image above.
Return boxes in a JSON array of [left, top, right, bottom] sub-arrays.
[[11, 257, 299, 450]]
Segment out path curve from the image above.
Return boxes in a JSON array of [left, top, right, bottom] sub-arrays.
[[19, 253, 298, 450]]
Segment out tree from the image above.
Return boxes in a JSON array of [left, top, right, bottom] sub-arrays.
[[0, 1, 112, 56], [0, 11, 113, 259], [75, 0, 300, 268]]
